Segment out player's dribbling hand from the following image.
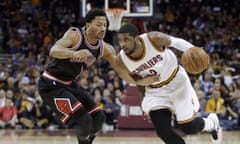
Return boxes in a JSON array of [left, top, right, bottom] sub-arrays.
[[136, 74, 160, 86], [73, 49, 92, 58]]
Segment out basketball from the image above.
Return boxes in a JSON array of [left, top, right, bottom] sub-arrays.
[[181, 47, 209, 74]]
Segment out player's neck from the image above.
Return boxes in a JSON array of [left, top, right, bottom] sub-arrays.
[[85, 30, 98, 46]]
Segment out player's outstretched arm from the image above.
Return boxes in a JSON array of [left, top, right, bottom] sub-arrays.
[[148, 31, 194, 51], [102, 43, 159, 86]]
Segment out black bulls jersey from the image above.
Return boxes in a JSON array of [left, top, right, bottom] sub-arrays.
[[45, 27, 104, 81]]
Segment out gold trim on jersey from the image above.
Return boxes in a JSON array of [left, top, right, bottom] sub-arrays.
[[150, 66, 179, 88], [177, 112, 196, 124], [147, 34, 165, 52]]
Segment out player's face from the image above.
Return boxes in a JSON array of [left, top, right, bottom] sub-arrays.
[[118, 33, 136, 56], [87, 16, 107, 39]]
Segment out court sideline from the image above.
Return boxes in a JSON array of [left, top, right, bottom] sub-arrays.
[[0, 129, 239, 144]]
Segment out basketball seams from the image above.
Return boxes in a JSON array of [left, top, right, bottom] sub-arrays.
[[181, 47, 209, 74], [192, 47, 206, 71], [196, 48, 209, 69], [189, 50, 200, 73]]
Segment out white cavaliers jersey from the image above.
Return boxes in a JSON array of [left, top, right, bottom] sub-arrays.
[[119, 33, 178, 85], [120, 33, 200, 122]]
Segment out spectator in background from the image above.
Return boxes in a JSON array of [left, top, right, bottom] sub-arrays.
[[0, 98, 18, 129], [0, 64, 9, 90], [200, 68, 215, 98], [5, 77, 18, 92], [93, 88, 105, 110], [114, 88, 124, 106], [6, 89, 14, 99], [17, 90, 35, 129], [33, 94, 51, 129], [224, 82, 240, 130], [235, 77, 240, 89], [193, 79, 207, 116], [0, 89, 6, 107], [219, 69, 233, 88], [205, 89, 225, 116], [102, 93, 120, 131]]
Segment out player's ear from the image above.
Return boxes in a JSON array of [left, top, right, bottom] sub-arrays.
[[135, 36, 141, 42], [86, 23, 90, 29]]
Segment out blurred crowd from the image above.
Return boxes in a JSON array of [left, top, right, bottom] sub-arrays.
[[0, 0, 239, 131]]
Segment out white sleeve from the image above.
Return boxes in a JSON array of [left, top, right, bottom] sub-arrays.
[[169, 36, 194, 52]]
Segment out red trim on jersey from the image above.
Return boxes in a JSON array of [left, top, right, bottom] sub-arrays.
[[88, 105, 101, 115], [60, 115, 71, 124], [42, 70, 73, 85], [72, 101, 83, 113]]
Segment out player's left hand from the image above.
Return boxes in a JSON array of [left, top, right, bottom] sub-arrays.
[[73, 49, 92, 58]]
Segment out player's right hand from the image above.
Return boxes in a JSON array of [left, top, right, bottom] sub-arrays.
[[73, 49, 92, 58]]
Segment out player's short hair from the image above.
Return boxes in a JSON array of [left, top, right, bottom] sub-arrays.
[[85, 8, 107, 23], [118, 23, 139, 37]]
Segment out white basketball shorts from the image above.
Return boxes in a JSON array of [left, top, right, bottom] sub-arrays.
[[142, 66, 200, 123]]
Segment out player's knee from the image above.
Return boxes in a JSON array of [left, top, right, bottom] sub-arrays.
[[91, 110, 106, 133], [72, 110, 92, 137], [179, 117, 204, 134], [74, 108, 92, 124], [95, 110, 106, 123]]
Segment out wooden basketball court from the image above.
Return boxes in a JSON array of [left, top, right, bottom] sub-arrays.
[[0, 129, 239, 144]]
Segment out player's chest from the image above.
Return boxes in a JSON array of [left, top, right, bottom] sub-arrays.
[[128, 53, 165, 76]]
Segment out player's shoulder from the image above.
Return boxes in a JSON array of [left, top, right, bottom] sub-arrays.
[[147, 31, 170, 47], [69, 26, 79, 31], [63, 27, 80, 37], [147, 31, 168, 39], [59, 27, 82, 47], [103, 41, 112, 47]]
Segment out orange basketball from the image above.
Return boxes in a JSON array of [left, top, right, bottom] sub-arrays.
[[181, 47, 209, 74]]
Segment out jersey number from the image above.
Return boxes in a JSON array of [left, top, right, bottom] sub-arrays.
[[149, 69, 158, 75], [54, 98, 82, 124]]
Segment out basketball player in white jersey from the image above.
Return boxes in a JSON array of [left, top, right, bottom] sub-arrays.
[[116, 23, 222, 144]]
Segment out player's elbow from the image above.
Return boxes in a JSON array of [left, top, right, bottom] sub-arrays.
[[49, 48, 55, 57], [49, 46, 59, 57]]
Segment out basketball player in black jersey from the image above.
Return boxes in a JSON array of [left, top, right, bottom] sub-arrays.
[[38, 9, 158, 144]]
